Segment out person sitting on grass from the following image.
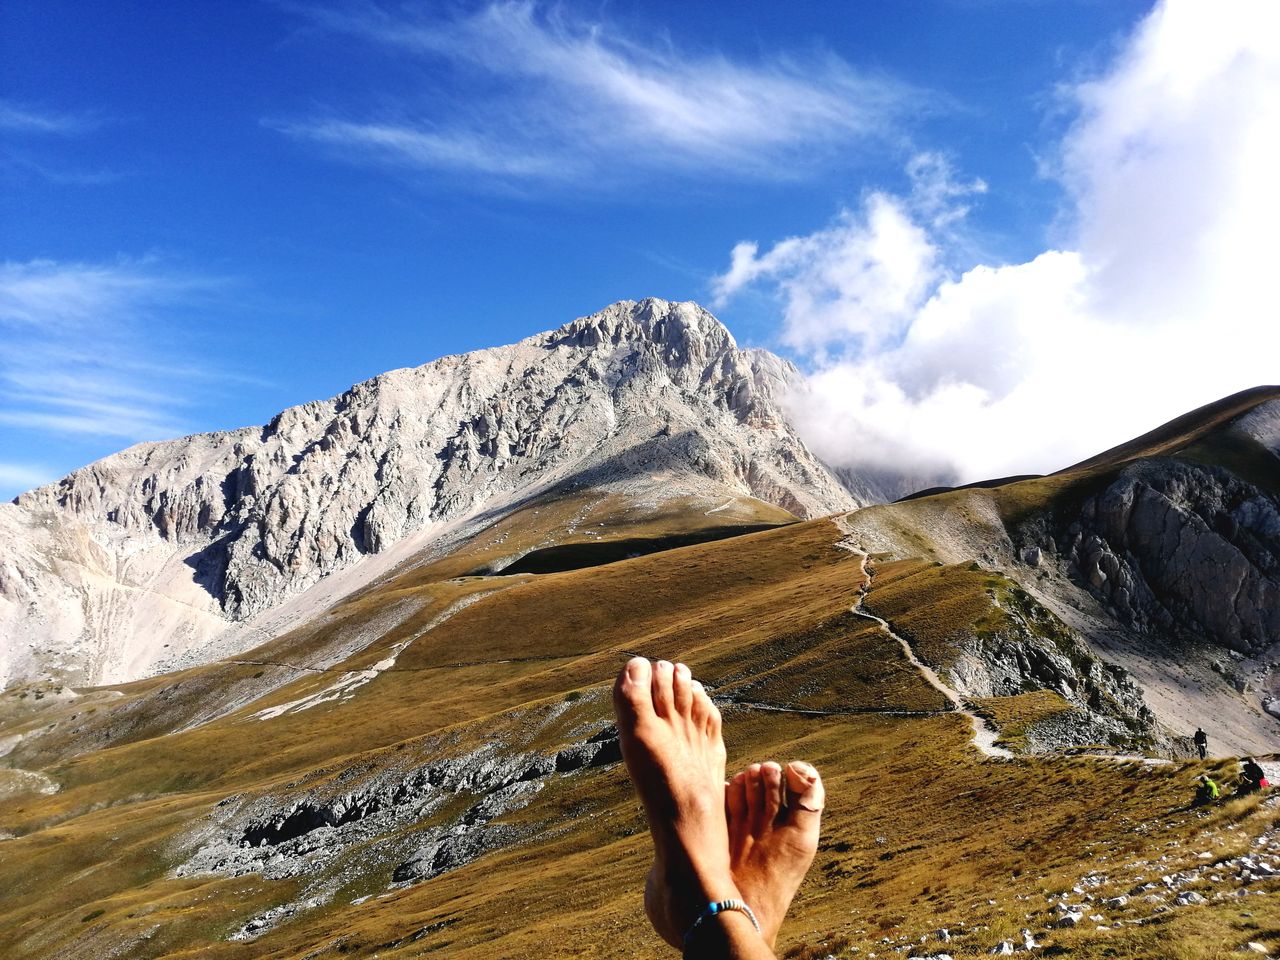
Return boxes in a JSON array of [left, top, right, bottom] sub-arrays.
[[612, 656, 825, 959], [1193, 774, 1220, 806], [1238, 757, 1267, 795]]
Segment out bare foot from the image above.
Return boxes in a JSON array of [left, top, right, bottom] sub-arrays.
[[613, 656, 738, 949], [725, 760, 825, 948]]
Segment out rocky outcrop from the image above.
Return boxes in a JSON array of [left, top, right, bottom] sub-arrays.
[[17, 299, 858, 620], [184, 727, 622, 939], [932, 581, 1156, 750], [1057, 460, 1280, 655], [831, 463, 958, 505]]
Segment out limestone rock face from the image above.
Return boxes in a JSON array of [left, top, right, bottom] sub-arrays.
[[1066, 467, 1280, 653], [1, 299, 861, 687], [1054, 401, 1280, 655], [928, 581, 1156, 750], [830, 463, 958, 505]]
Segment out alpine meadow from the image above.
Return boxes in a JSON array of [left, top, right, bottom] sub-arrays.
[[2, 3, 1278, 959]]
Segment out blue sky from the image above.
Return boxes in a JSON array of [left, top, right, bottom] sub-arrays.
[[3, 1, 1277, 498]]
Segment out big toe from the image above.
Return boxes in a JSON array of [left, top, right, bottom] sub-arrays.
[[613, 656, 656, 723], [784, 761, 825, 825]]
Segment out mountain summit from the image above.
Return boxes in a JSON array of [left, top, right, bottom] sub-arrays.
[[1, 299, 863, 687], [2, 349, 1279, 960]]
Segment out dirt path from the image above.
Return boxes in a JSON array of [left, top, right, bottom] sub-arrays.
[[833, 518, 1013, 760], [830, 518, 1179, 766], [720, 699, 950, 719]]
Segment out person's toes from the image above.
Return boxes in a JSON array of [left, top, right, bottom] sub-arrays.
[[613, 657, 656, 722], [745, 763, 765, 831], [784, 761, 826, 824], [673, 662, 694, 718], [726, 770, 749, 823], [690, 679, 710, 730], [651, 660, 676, 718], [761, 761, 785, 824], [705, 696, 722, 740]]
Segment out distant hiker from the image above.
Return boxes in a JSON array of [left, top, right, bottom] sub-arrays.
[[1239, 757, 1266, 795], [1193, 727, 1208, 760], [1193, 774, 1220, 806]]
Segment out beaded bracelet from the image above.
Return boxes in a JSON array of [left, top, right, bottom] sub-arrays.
[[682, 898, 762, 948]]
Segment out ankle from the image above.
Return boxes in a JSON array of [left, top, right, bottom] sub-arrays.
[[671, 860, 740, 909], [682, 898, 767, 957]]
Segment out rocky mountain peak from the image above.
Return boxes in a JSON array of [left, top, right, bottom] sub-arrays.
[[541, 298, 769, 406], [549, 297, 735, 354], [1, 299, 863, 686]]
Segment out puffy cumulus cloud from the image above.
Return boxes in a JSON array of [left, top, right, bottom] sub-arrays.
[[714, 0, 1280, 485], [1062, 0, 1280, 329], [713, 195, 940, 358], [712, 154, 984, 359]]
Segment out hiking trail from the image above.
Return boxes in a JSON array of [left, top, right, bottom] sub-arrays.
[[834, 517, 1014, 760]]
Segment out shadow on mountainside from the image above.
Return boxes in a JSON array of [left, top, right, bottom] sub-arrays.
[[473, 522, 787, 576], [179, 427, 802, 610]]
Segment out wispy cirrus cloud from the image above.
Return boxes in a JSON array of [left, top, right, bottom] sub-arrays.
[[277, 1, 918, 186], [0, 100, 101, 136], [0, 462, 56, 494], [0, 99, 124, 185], [0, 259, 233, 452]]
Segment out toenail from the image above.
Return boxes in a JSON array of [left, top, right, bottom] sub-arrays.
[[791, 761, 818, 781]]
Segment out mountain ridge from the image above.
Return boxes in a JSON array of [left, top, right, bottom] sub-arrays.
[[1, 298, 866, 688], [3, 364, 1280, 959]]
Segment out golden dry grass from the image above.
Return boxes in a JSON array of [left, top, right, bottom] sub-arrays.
[[1, 509, 1277, 959], [970, 690, 1078, 752], [862, 559, 1000, 670]]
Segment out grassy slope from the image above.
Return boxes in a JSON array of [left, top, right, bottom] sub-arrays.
[[991, 385, 1280, 527], [1, 510, 1278, 959], [1062, 386, 1280, 475]]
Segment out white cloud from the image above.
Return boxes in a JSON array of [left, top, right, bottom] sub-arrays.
[[282, 1, 916, 185], [0, 462, 55, 497], [0, 101, 98, 135], [712, 153, 985, 359], [714, 0, 1280, 485], [0, 259, 196, 331], [276, 119, 574, 180], [0, 260, 228, 448], [713, 195, 940, 359]]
